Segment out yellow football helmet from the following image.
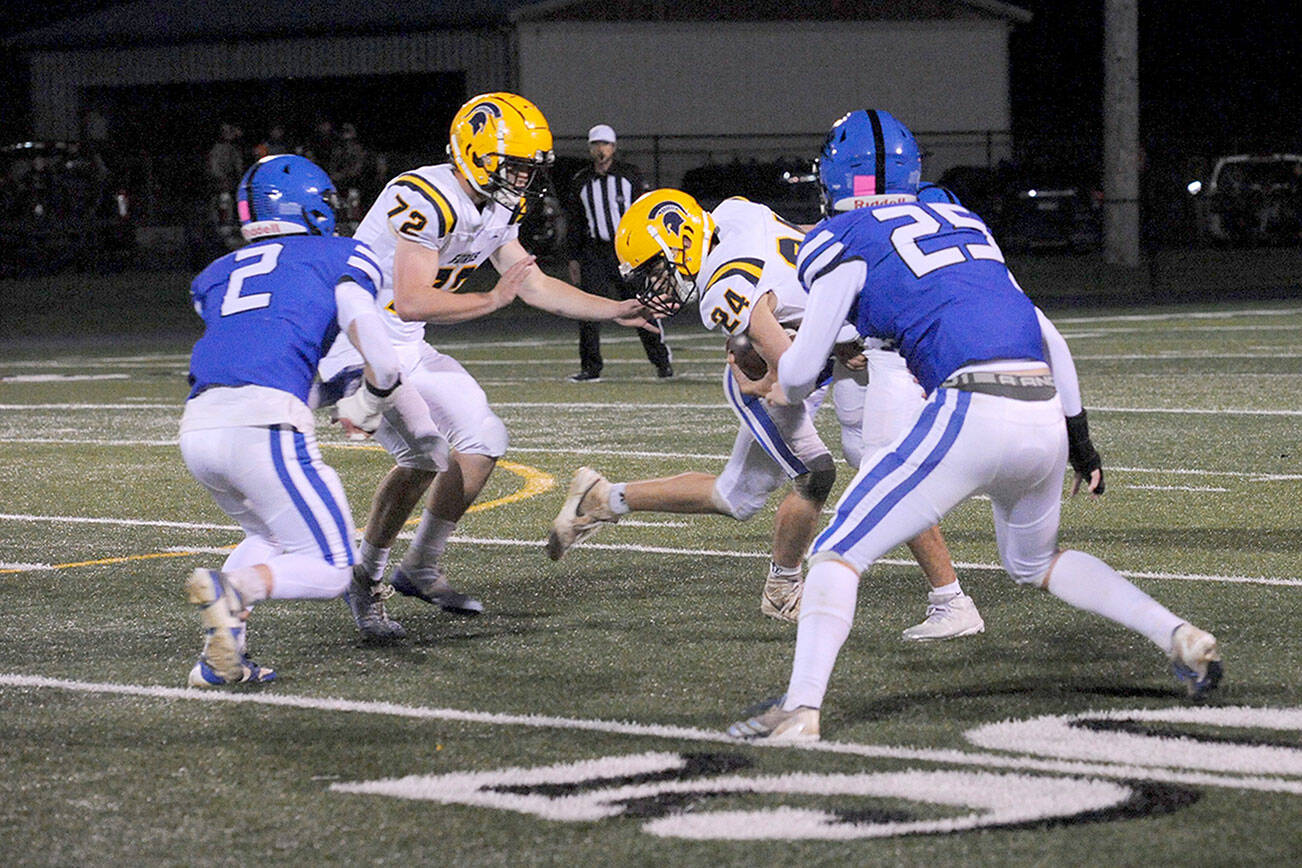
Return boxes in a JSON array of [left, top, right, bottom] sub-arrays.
[[447, 92, 554, 214], [614, 189, 717, 316]]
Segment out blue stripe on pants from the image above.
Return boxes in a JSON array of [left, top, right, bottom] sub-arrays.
[[725, 368, 808, 477], [268, 427, 335, 565], [292, 431, 356, 567], [815, 390, 970, 554]]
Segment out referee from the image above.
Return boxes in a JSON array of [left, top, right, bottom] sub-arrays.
[[565, 124, 673, 382]]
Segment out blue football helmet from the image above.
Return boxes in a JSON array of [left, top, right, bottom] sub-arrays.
[[818, 109, 921, 214], [237, 154, 338, 241]]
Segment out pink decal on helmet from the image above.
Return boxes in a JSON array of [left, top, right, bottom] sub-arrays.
[[853, 174, 877, 196], [237, 200, 251, 221]]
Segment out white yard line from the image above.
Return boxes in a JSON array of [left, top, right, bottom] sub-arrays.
[[0, 673, 1298, 796], [0, 437, 1297, 481], [3, 512, 1297, 588]]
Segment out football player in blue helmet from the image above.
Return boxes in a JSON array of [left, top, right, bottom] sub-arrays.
[[817, 109, 922, 214], [725, 108, 1221, 742], [237, 154, 339, 241]]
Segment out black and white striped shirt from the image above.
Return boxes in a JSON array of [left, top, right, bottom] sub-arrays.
[[568, 160, 649, 254]]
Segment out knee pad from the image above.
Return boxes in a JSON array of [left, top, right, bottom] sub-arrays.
[[792, 454, 837, 503], [710, 481, 761, 521], [475, 411, 509, 458]]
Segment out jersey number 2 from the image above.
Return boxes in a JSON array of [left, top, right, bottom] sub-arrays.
[[873, 203, 1003, 278], [221, 244, 282, 316]]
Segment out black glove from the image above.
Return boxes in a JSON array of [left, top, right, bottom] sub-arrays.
[[1065, 410, 1105, 494]]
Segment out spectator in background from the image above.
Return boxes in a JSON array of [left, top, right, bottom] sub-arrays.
[[328, 122, 369, 221], [304, 118, 336, 166], [564, 124, 671, 382], [206, 123, 244, 196], [205, 122, 245, 246], [254, 124, 293, 159]]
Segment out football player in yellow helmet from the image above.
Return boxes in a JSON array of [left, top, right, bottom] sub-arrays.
[[614, 188, 717, 317], [447, 92, 555, 217], [317, 91, 659, 641]]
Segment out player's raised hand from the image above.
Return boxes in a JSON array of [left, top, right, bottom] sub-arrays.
[[491, 254, 534, 309]]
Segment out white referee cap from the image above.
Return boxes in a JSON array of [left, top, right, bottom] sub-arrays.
[[587, 124, 617, 144]]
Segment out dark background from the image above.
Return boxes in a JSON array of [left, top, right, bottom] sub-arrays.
[[5, 2, 1301, 154]]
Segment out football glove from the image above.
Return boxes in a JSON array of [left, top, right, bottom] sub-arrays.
[[1065, 409, 1105, 495], [335, 377, 399, 435]]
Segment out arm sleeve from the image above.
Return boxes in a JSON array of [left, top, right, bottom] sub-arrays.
[[1037, 306, 1083, 416], [778, 259, 864, 402], [335, 279, 401, 391]]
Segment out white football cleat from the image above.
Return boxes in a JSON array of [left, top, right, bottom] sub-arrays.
[[760, 570, 802, 623], [727, 699, 820, 742], [1169, 623, 1223, 699], [902, 593, 985, 641], [545, 467, 620, 561]]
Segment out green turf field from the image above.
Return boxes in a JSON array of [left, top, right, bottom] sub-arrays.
[[1, 300, 1300, 865]]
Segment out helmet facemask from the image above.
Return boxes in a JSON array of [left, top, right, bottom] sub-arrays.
[[482, 150, 554, 217], [620, 225, 699, 317]]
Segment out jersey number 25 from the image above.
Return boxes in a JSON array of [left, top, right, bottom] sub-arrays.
[[873, 203, 1003, 278]]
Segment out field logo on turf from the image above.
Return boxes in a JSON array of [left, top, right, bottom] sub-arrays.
[[331, 704, 1302, 841]]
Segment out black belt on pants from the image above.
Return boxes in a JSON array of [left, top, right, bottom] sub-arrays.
[[940, 371, 1057, 401]]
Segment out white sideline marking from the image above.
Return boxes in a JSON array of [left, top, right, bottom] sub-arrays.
[[1, 436, 1297, 481], [1052, 307, 1302, 324], [1, 673, 1299, 796], [1125, 484, 1231, 493], [4, 401, 1301, 417], [2, 513, 1299, 588], [0, 374, 130, 383]]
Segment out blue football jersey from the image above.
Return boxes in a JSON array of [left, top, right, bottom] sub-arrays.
[[797, 200, 1043, 393], [188, 236, 383, 402]]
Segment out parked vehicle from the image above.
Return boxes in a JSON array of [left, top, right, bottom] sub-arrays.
[[681, 157, 822, 224], [1189, 153, 1302, 245]]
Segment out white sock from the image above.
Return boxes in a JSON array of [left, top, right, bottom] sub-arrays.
[[264, 555, 351, 600], [608, 483, 630, 515], [400, 510, 456, 574], [770, 561, 802, 578], [783, 560, 859, 710], [928, 578, 962, 602], [1046, 549, 1185, 653], [357, 540, 389, 583]]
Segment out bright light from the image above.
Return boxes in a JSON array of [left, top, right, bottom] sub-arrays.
[[1186, 180, 1203, 195], [1027, 189, 1038, 198]]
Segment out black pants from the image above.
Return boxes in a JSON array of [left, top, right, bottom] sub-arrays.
[[576, 245, 671, 375]]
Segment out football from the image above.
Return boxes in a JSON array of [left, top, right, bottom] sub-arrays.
[[726, 333, 768, 380]]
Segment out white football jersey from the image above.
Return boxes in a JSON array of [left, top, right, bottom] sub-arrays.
[[696, 198, 809, 336], [353, 163, 521, 348]]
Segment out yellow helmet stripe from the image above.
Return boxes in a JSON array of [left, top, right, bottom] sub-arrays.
[[393, 174, 457, 236], [704, 257, 764, 291]]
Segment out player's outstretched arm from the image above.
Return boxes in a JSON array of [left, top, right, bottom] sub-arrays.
[[391, 238, 520, 324], [494, 239, 657, 330]]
